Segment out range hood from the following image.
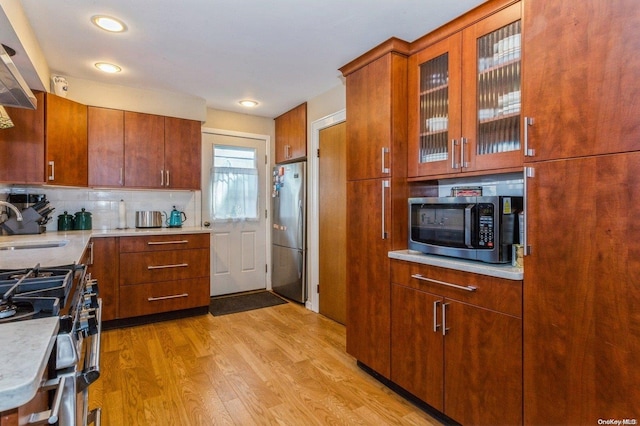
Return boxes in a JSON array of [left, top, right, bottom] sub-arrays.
[[0, 43, 36, 109]]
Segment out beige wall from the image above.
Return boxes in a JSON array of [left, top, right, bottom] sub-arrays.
[[202, 82, 346, 167], [63, 76, 207, 122]]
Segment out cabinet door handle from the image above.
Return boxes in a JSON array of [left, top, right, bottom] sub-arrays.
[[166, 170, 170, 187], [48, 160, 55, 181], [148, 293, 188, 301], [147, 240, 189, 245], [461, 137, 469, 168], [451, 139, 459, 169], [433, 300, 441, 332], [119, 167, 124, 186], [523, 166, 534, 255], [147, 263, 188, 270], [411, 274, 477, 292], [442, 303, 449, 336], [88, 241, 94, 266], [160, 169, 164, 186], [381, 147, 390, 174], [524, 117, 535, 156], [381, 180, 390, 240]]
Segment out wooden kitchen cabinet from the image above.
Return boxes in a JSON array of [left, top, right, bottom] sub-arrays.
[[124, 111, 165, 188], [45, 93, 88, 186], [0, 92, 45, 184], [524, 153, 640, 424], [118, 233, 210, 318], [391, 259, 523, 425], [86, 237, 119, 321], [88, 107, 124, 187], [523, 0, 640, 162], [340, 42, 409, 379], [408, 2, 522, 179], [123, 112, 201, 189], [275, 102, 307, 163], [164, 116, 201, 189]]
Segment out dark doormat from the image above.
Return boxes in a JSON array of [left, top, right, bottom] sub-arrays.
[[209, 291, 288, 316]]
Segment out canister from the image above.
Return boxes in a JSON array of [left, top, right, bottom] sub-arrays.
[[74, 208, 92, 230], [57, 211, 75, 231]]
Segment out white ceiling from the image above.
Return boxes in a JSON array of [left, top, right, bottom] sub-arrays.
[[17, 0, 486, 118]]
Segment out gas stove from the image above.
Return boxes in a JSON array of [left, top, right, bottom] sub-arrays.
[[0, 264, 76, 322], [0, 263, 102, 425]]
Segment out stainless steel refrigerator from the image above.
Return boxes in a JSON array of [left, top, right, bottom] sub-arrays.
[[271, 161, 306, 303]]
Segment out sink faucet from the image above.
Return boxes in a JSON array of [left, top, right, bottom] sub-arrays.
[[0, 201, 23, 222]]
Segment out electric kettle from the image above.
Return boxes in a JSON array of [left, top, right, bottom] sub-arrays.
[[166, 206, 186, 228]]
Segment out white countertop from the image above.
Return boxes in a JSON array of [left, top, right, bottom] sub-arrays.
[[0, 226, 211, 269], [389, 250, 523, 281], [0, 317, 59, 412]]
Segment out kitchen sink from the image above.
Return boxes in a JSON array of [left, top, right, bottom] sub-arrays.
[[0, 240, 69, 251]]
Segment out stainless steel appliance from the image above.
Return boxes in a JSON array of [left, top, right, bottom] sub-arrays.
[[271, 161, 306, 302], [0, 263, 102, 425], [408, 196, 523, 263], [135, 210, 163, 228]]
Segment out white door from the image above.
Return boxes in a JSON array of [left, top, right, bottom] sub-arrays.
[[202, 131, 268, 296]]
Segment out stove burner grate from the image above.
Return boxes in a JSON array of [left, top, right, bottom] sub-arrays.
[[0, 302, 17, 319]]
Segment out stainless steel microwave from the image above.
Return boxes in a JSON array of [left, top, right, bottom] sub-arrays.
[[408, 196, 523, 264]]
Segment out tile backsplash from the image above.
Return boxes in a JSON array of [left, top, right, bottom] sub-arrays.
[[1, 186, 201, 231]]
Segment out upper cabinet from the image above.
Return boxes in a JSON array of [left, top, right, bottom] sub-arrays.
[[408, 3, 522, 178], [90, 109, 201, 190], [88, 106, 124, 187], [275, 102, 307, 163], [0, 91, 45, 184], [164, 116, 201, 190], [124, 111, 166, 188], [523, 0, 640, 161], [45, 93, 88, 186], [345, 49, 408, 181]]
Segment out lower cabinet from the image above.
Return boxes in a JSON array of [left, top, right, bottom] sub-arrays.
[[390, 259, 523, 425], [88, 233, 210, 321], [87, 237, 119, 321]]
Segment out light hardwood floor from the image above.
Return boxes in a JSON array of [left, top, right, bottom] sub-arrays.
[[90, 301, 443, 425]]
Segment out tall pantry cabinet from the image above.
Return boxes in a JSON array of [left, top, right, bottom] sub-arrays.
[[523, 0, 640, 423], [339, 39, 409, 379]]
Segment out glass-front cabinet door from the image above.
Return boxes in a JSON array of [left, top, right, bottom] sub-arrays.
[[462, 3, 522, 172], [409, 2, 522, 178], [408, 33, 462, 177]]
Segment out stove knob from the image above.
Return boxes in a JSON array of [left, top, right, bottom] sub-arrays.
[[85, 279, 99, 295], [78, 309, 98, 337], [83, 293, 99, 309]]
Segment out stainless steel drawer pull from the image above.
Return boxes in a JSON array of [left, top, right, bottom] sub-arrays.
[[147, 263, 188, 270], [147, 240, 189, 245], [411, 274, 477, 292], [148, 293, 189, 301], [433, 300, 441, 332], [29, 376, 66, 425]]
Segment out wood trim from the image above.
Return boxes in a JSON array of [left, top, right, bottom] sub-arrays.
[[339, 37, 410, 77], [409, 0, 520, 54]]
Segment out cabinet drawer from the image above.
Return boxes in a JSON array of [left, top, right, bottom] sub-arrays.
[[120, 248, 209, 285], [118, 277, 209, 318], [119, 233, 209, 252], [391, 260, 522, 318]]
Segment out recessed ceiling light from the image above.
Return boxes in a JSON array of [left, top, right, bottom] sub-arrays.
[[239, 100, 258, 108], [91, 15, 127, 32], [95, 62, 122, 73]]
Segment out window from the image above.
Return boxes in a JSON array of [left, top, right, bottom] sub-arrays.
[[210, 145, 259, 221]]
